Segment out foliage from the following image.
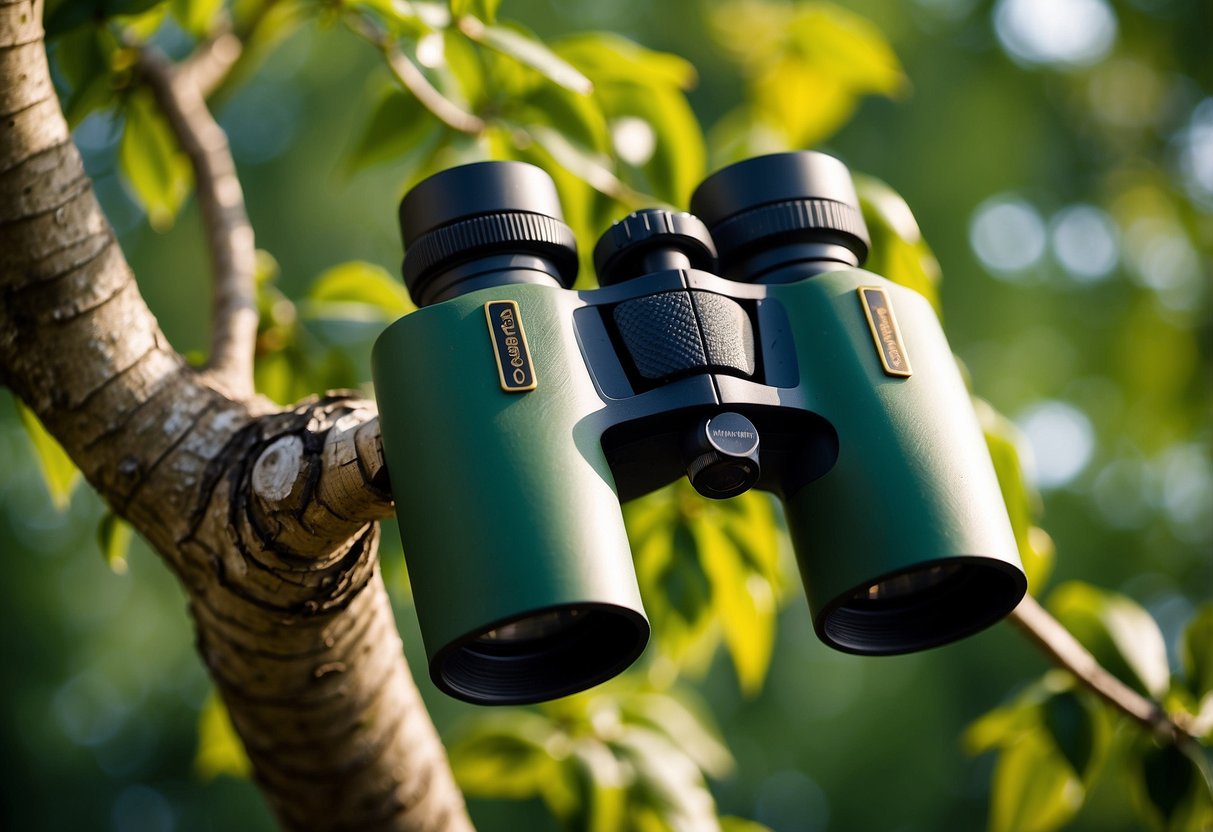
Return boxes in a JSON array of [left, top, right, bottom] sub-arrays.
[[10, 0, 1209, 830]]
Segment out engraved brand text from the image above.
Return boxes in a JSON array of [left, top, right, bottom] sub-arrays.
[[485, 301, 537, 392], [858, 287, 913, 378]]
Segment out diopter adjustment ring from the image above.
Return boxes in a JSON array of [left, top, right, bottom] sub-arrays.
[[709, 198, 870, 266], [403, 211, 580, 302]]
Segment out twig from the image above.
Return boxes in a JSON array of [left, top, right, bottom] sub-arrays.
[[137, 44, 258, 400], [1009, 594, 1197, 745], [344, 13, 485, 135]]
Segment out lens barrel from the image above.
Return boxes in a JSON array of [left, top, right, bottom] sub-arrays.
[[690, 152, 871, 282], [398, 161, 580, 307]]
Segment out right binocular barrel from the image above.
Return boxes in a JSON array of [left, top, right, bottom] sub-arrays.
[[693, 152, 1026, 655]]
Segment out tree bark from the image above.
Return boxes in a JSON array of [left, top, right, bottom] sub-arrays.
[[0, 3, 473, 830]]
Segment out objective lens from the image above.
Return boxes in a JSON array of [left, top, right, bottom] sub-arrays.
[[862, 564, 964, 600], [475, 610, 583, 645]]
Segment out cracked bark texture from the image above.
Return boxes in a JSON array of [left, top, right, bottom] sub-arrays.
[[0, 2, 473, 830]]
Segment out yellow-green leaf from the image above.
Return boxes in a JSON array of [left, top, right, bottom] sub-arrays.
[[691, 513, 776, 697], [16, 399, 80, 511], [194, 689, 251, 780], [448, 710, 562, 799], [990, 732, 1084, 832], [119, 89, 193, 232], [855, 173, 941, 314], [97, 512, 132, 575], [459, 18, 592, 95], [303, 261, 415, 322], [450, 0, 499, 24], [1047, 581, 1171, 699], [170, 0, 224, 37]]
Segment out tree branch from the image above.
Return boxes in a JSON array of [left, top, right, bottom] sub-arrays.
[[1009, 594, 1197, 745], [2, 6, 473, 829], [136, 41, 259, 400]]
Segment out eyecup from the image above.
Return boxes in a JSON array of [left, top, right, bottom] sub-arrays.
[[689, 152, 871, 273]]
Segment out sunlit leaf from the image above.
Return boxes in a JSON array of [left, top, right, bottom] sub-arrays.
[[692, 513, 776, 697], [344, 87, 442, 175], [195, 689, 251, 780], [565, 739, 627, 832], [721, 819, 775, 832], [303, 261, 415, 322], [618, 691, 733, 779], [119, 89, 193, 231], [963, 671, 1071, 756], [170, 0, 224, 37], [459, 18, 592, 95], [555, 33, 697, 90], [1047, 581, 1171, 699], [97, 512, 132, 575], [974, 398, 1054, 594], [990, 733, 1084, 832], [612, 726, 721, 831], [855, 173, 941, 314], [449, 710, 563, 799], [599, 84, 705, 207], [16, 399, 81, 512], [449, 0, 499, 25], [1181, 604, 1213, 700]]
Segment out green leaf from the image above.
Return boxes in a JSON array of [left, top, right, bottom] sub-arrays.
[[169, 0, 223, 37], [855, 173, 941, 315], [118, 89, 193, 231], [52, 27, 116, 127], [344, 87, 442, 175], [1047, 581, 1171, 699], [691, 510, 776, 697], [612, 726, 721, 832], [16, 399, 81, 511], [450, 0, 499, 24], [721, 819, 775, 832], [1181, 604, 1213, 699], [97, 512, 133, 575], [448, 711, 563, 799], [1043, 690, 1095, 779], [564, 739, 627, 832], [1140, 743, 1198, 827], [601, 84, 705, 207], [555, 33, 697, 91], [989, 733, 1084, 832], [459, 18, 592, 95], [618, 691, 733, 779], [974, 398, 1054, 595], [194, 688, 251, 780], [303, 261, 415, 322]]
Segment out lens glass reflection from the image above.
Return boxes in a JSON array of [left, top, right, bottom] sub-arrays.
[[862, 563, 964, 601], [475, 609, 583, 645]]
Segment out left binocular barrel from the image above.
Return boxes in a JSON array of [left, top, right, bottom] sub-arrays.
[[373, 163, 649, 705]]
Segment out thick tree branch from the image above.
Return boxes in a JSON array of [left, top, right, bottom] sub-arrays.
[[1009, 595, 1197, 745], [136, 41, 259, 400], [1, 6, 472, 830]]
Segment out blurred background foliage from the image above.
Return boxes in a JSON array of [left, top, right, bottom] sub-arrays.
[[1, 0, 1210, 829]]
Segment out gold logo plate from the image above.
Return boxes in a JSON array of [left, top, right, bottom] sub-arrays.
[[484, 300, 537, 392], [858, 287, 912, 378]]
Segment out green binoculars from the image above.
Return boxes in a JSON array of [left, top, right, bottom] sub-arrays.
[[371, 152, 1027, 705]]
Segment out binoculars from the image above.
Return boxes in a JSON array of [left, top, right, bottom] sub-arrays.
[[372, 152, 1026, 705]]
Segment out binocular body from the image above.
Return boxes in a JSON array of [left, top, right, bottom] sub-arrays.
[[372, 153, 1027, 705]]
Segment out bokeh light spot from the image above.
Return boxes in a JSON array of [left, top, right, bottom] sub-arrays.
[[969, 195, 1046, 278], [993, 0, 1117, 68], [1016, 400, 1095, 489], [1050, 204, 1119, 283]]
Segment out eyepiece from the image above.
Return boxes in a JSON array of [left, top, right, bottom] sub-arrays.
[[593, 209, 717, 286], [689, 152, 871, 282], [398, 161, 580, 307]]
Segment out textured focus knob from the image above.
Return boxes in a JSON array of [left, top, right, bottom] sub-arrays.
[[685, 412, 761, 499], [593, 209, 717, 286]]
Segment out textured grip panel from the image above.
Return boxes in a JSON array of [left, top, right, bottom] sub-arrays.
[[612, 292, 707, 380], [692, 291, 756, 376], [611, 291, 756, 383]]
